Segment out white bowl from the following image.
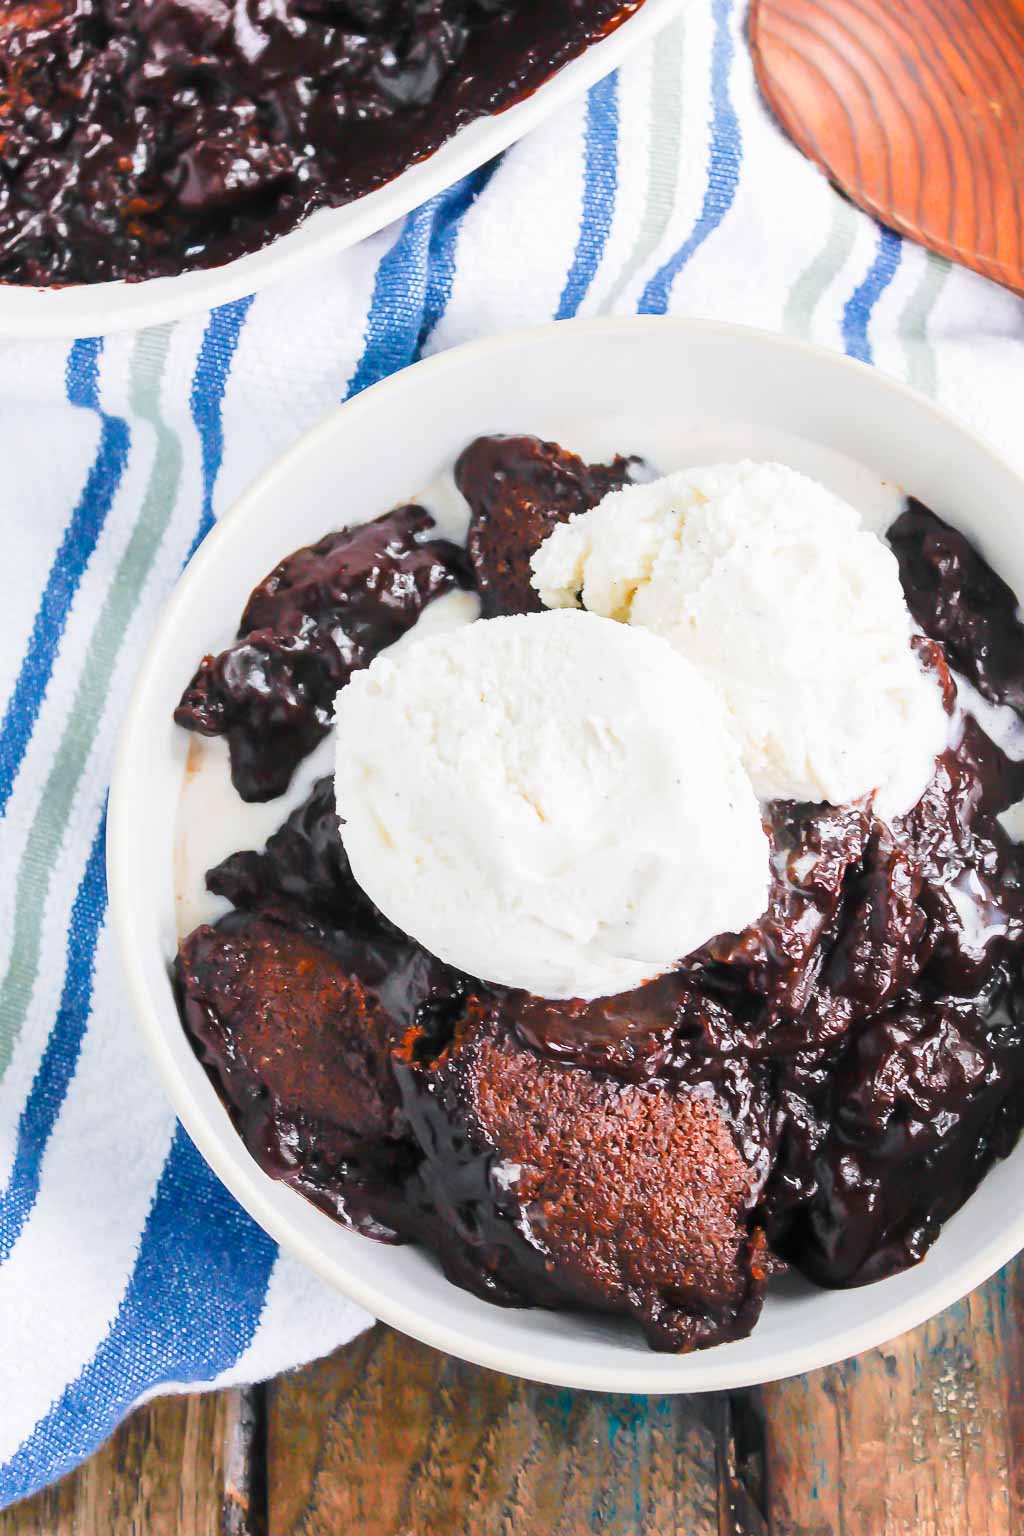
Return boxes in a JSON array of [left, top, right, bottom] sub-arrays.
[[108, 317, 1024, 1391], [0, 0, 679, 341]]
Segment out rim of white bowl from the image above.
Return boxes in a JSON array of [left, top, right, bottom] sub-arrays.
[[0, 0, 681, 341], [108, 316, 1024, 1391]]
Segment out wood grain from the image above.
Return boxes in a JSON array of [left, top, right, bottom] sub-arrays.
[[267, 1265, 1024, 1536], [6, 1261, 1024, 1533], [0, 1386, 264, 1536], [762, 1254, 1024, 1535], [265, 1324, 740, 1536], [749, 0, 1024, 295]]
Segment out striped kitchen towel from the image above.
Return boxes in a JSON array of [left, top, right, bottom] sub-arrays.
[[2, 0, 1023, 1507]]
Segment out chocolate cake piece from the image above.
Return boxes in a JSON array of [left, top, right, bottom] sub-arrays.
[[174, 507, 470, 801], [454, 435, 640, 617], [175, 912, 443, 1236], [177, 913, 404, 1143], [396, 1002, 770, 1352], [502, 973, 776, 1182]]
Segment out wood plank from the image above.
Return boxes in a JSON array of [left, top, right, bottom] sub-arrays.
[[762, 1257, 1024, 1536], [0, 1385, 263, 1536], [6, 1263, 1023, 1534], [266, 1324, 730, 1536]]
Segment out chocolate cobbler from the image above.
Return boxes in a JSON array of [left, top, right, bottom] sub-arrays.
[[173, 434, 1024, 1352], [0, 0, 642, 286]]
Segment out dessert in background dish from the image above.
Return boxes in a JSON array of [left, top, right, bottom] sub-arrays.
[[173, 434, 1024, 1352], [0, 0, 643, 286]]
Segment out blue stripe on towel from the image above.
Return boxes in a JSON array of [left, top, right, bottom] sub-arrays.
[[842, 226, 903, 363], [187, 295, 255, 559], [348, 199, 452, 397], [2, 214, 497, 1498], [419, 159, 501, 351], [0, 1127, 276, 1507], [556, 73, 621, 319], [0, 815, 107, 1262], [0, 302, 254, 1265], [638, 0, 741, 314], [0, 342, 130, 818], [349, 169, 503, 398], [1, 187, 513, 1496]]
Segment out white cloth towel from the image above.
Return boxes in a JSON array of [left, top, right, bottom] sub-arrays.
[[1, 0, 1022, 1506]]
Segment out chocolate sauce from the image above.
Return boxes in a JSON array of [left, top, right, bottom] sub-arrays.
[[454, 434, 642, 616], [1, 0, 642, 286], [890, 500, 1024, 713], [174, 435, 1024, 1350], [174, 504, 471, 800]]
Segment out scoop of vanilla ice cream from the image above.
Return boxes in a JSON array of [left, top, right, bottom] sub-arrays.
[[334, 608, 770, 1000], [531, 461, 948, 818]]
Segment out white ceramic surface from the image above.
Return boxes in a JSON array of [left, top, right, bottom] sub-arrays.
[[0, 0, 679, 341], [108, 318, 1024, 1391]]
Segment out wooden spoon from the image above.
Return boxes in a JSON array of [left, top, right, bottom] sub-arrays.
[[749, 0, 1024, 296]]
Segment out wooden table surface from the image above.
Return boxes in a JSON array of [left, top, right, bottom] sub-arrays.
[[4, 1254, 1023, 1535]]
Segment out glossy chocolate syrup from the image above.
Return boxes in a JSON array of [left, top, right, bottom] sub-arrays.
[[454, 433, 642, 616], [174, 504, 471, 800], [1, 0, 642, 286], [174, 437, 1024, 1350]]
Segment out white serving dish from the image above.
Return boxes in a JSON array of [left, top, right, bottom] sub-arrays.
[[0, 0, 680, 341], [108, 317, 1024, 1391]]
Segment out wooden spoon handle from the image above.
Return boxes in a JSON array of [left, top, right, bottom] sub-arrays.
[[749, 0, 1024, 297]]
